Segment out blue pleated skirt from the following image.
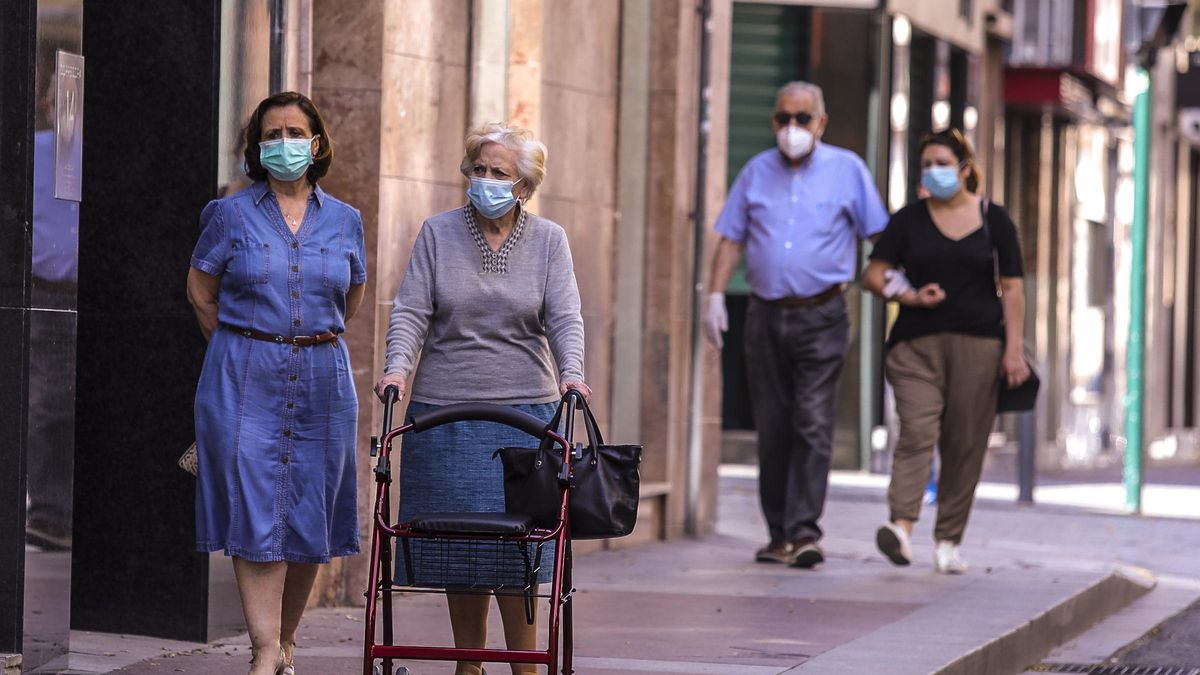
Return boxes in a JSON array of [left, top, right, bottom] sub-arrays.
[[395, 401, 557, 587]]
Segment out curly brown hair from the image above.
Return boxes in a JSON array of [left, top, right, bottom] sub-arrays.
[[242, 92, 333, 184], [919, 128, 981, 194]]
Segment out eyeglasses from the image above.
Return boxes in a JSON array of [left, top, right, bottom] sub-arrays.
[[773, 111, 815, 126]]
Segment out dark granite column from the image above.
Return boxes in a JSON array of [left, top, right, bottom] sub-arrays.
[[0, 0, 35, 658], [70, 1, 221, 641]]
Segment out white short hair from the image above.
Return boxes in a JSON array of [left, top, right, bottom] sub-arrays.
[[459, 122, 547, 192], [775, 81, 826, 117]]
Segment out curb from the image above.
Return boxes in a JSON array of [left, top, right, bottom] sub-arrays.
[[1024, 574, 1200, 673], [791, 565, 1155, 675], [944, 566, 1156, 675]]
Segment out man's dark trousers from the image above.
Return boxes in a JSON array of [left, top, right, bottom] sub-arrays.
[[743, 293, 850, 544]]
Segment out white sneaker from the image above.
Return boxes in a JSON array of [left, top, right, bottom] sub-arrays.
[[875, 522, 912, 566], [934, 541, 968, 574]]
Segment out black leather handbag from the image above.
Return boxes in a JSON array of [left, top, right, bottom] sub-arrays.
[[998, 359, 1040, 413], [495, 396, 642, 540]]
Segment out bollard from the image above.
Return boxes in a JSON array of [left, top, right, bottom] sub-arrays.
[[1017, 410, 1036, 503]]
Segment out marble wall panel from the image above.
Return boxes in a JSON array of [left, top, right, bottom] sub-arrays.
[[369, 175, 464, 437], [312, 0, 383, 90], [375, 177, 468, 305], [383, 0, 469, 65], [380, 53, 470, 184], [507, 0, 544, 133], [311, 0, 384, 606], [639, 0, 709, 536], [532, 0, 620, 456], [640, 75, 683, 489], [373, 1, 470, 524], [541, 0, 619, 97], [535, 195, 615, 430], [538, 84, 619, 209], [315, 90, 383, 202], [698, 0, 734, 535]]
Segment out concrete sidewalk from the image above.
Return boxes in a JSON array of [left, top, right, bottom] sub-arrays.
[[45, 471, 1200, 675]]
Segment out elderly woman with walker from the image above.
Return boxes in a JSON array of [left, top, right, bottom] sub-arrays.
[[375, 122, 588, 675]]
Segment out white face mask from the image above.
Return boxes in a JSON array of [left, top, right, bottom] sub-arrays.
[[777, 125, 815, 160]]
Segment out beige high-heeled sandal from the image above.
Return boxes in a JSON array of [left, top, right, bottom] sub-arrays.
[[247, 650, 284, 675], [275, 646, 295, 675]]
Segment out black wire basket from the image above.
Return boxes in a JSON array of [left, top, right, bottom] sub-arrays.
[[396, 536, 546, 592]]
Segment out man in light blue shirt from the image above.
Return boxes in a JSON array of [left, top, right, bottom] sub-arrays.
[[704, 81, 888, 568]]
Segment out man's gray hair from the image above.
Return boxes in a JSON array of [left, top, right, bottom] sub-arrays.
[[775, 81, 826, 117]]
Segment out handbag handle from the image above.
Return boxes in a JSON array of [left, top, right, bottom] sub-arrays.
[[577, 396, 604, 449], [536, 390, 604, 456]]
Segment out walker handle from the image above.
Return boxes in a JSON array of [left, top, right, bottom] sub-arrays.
[[370, 385, 401, 458], [407, 402, 550, 440]]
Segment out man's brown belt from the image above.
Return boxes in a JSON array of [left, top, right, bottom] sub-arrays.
[[224, 324, 339, 346], [758, 283, 846, 308]]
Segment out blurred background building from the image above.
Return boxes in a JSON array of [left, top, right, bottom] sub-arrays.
[[2, 0, 1199, 671]]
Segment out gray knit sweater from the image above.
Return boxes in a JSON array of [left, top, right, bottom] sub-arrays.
[[384, 206, 585, 405]]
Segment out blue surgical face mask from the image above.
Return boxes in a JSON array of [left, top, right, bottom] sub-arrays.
[[259, 136, 316, 182], [921, 165, 962, 200], [467, 176, 523, 219]]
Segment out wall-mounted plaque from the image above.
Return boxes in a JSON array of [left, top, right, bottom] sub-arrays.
[[54, 50, 84, 202]]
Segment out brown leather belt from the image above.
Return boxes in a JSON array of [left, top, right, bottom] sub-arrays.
[[758, 283, 846, 308], [224, 324, 339, 346]]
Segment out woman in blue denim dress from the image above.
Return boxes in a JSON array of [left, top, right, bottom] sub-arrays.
[[187, 92, 366, 675]]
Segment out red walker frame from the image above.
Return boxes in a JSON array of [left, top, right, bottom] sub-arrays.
[[362, 390, 581, 675]]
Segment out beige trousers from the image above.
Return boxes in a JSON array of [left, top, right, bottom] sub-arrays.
[[885, 333, 1003, 543]]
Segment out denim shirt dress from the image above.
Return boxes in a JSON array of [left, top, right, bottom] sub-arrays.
[[191, 182, 367, 563]]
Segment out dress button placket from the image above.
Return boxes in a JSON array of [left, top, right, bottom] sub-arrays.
[[282, 234, 301, 493]]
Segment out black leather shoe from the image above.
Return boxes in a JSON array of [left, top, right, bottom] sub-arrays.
[[754, 540, 798, 564], [789, 540, 824, 569]]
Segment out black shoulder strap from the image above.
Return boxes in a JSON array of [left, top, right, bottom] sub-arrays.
[[979, 197, 993, 248], [980, 197, 1000, 287]]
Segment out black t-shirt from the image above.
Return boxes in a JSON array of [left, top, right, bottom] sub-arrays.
[[870, 198, 1024, 346]]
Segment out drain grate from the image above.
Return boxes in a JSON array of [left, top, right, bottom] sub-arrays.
[[1033, 664, 1200, 675]]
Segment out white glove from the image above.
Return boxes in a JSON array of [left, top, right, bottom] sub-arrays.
[[883, 269, 914, 299], [703, 292, 728, 348]]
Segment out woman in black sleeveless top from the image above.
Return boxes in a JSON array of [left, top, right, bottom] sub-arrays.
[[863, 129, 1030, 574]]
